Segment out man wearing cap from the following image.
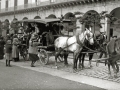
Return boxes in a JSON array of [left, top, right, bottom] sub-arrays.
[[28, 33, 40, 67]]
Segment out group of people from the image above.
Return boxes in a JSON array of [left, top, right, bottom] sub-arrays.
[[0, 21, 42, 67], [3, 35, 20, 67]]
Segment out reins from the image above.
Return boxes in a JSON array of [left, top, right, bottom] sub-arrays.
[[76, 31, 107, 55], [57, 30, 96, 54]]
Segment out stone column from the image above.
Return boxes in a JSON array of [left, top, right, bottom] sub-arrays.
[[100, 18, 106, 33], [105, 17, 111, 41]]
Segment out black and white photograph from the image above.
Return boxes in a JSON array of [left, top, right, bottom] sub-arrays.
[[0, 0, 120, 90]]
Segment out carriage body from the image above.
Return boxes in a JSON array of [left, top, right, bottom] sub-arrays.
[[18, 19, 71, 64]]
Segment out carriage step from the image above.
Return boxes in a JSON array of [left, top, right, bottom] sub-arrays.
[[81, 51, 99, 53], [38, 46, 47, 49], [96, 58, 109, 61], [47, 51, 55, 56]]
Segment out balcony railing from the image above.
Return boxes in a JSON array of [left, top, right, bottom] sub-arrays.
[[0, 0, 78, 13]]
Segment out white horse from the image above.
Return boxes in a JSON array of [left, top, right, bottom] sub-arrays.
[[54, 28, 94, 70]]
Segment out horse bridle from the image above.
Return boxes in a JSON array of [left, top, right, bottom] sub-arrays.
[[84, 30, 94, 42]]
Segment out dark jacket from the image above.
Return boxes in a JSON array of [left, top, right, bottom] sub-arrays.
[[0, 39, 5, 55], [5, 44, 12, 53]]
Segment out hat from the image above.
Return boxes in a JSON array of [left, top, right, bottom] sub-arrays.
[[112, 35, 117, 38], [31, 36, 36, 40], [0, 36, 3, 39], [7, 40, 12, 44], [31, 33, 38, 38], [13, 38, 18, 42], [13, 34, 18, 38]]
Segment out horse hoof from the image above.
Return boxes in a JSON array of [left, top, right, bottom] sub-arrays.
[[64, 65, 68, 68], [108, 76, 113, 79], [114, 75, 118, 78], [96, 63, 99, 67], [117, 69, 119, 73], [73, 69, 77, 73], [55, 66, 58, 69], [78, 68, 81, 71], [90, 65, 93, 68], [81, 67, 84, 70]]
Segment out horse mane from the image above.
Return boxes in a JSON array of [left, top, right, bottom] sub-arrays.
[[76, 30, 87, 45]]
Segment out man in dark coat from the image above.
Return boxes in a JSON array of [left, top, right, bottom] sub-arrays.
[[0, 36, 5, 59]]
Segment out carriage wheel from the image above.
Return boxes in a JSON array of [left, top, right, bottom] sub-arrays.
[[22, 48, 28, 61], [38, 49, 49, 65]]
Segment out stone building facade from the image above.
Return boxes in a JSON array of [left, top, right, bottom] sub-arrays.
[[0, 0, 120, 40]]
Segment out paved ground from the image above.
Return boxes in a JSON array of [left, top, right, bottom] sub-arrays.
[[61, 53, 120, 83], [0, 54, 120, 90], [0, 62, 105, 90]]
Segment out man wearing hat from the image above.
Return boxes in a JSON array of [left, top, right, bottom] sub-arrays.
[[28, 33, 40, 67]]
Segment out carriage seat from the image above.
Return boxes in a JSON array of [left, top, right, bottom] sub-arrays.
[[40, 32, 54, 46]]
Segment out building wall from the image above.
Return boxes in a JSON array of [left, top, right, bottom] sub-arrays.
[[1, 0, 120, 37], [1, 0, 120, 21], [18, 0, 25, 6], [1, 0, 5, 9], [9, 0, 14, 7]]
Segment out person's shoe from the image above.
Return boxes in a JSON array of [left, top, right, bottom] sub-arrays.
[[6, 60, 8, 66], [31, 65, 35, 67], [8, 65, 12, 67], [8, 61, 12, 67]]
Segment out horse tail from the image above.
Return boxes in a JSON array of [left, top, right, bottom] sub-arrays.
[[105, 60, 107, 66]]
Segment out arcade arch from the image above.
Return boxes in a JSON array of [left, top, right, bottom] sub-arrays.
[[34, 16, 41, 19], [5, 19, 9, 23], [64, 12, 75, 19], [64, 12, 76, 35], [110, 7, 120, 37], [82, 10, 101, 34], [46, 14, 56, 19], [23, 17, 28, 20]]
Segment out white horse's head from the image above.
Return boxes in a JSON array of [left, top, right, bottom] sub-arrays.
[[85, 28, 94, 45]]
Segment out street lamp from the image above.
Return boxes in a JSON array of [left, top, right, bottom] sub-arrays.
[[14, 5, 15, 19], [36, 0, 39, 15]]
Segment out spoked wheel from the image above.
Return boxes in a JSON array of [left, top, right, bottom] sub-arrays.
[[20, 47, 28, 61], [22, 50, 28, 61], [38, 49, 49, 65]]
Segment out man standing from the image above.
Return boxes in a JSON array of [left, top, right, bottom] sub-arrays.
[[28, 33, 40, 67], [0, 36, 5, 59], [5, 39, 12, 66]]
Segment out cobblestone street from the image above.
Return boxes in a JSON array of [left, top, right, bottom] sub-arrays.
[[41, 56, 120, 84], [1, 53, 120, 84], [1, 54, 120, 89]]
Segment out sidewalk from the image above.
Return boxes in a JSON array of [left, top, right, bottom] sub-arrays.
[[0, 58, 120, 90]]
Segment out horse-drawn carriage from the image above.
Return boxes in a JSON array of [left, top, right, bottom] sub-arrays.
[[18, 18, 71, 64], [18, 18, 120, 78]]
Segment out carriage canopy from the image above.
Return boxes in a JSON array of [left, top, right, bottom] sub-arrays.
[[18, 18, 71, 35], [18, 19, 71, 24]]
